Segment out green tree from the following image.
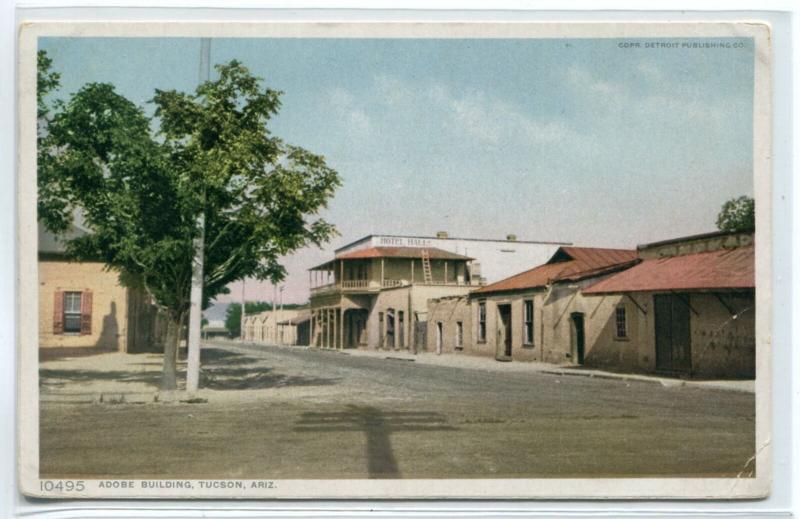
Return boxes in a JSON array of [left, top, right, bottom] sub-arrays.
[[224, 301, 273, 338], [38, 55, 341, 389], [716, 195, 755, 232]]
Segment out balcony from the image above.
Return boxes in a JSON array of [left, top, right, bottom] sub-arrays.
[[310, 278, 475, 295]]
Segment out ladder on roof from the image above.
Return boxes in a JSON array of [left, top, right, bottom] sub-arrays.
[[421, 249, 433, 284]]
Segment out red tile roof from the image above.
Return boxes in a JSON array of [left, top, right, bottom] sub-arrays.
[[335, 246, 472, 261], [472, 246, 638, 295], [583, 246, 754, 294]]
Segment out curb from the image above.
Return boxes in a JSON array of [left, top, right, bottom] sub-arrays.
[[539, 369, 754, 393]]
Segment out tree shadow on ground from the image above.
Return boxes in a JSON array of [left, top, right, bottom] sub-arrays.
[[39, 346, 118, 362], [40, 346, 339, 392], [200, 366, 339, 391], [39, 368, 163, 388], [293, 405, 456, 478]]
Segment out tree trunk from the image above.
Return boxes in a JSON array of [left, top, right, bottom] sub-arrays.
[[160, 316, 181, 390]]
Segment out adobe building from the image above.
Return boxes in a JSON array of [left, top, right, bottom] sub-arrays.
[[426, 246, 639, 363], [38, 222, 162, 354], [278, 312, 311, 346], [426, 230, 755, 379], [583, 230, 755, 379], [242, 308, 306, 345], [202, 320, 229, 340], [308, 232, 567, 353]]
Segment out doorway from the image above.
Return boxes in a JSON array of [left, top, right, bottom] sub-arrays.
[[386, 309, 395, 349], [654, 294, 692, 375], [498, 304, 512, 358], [571, 312, 585, 365]]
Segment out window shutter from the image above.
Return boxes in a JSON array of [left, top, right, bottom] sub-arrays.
[[53, 291, 64, 335], [80, 290, 93, 335]]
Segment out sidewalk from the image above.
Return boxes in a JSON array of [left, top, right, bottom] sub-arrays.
[[314, 346, 755, 394]]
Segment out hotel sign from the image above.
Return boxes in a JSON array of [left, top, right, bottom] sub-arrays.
[[376, 236, 434, 248]]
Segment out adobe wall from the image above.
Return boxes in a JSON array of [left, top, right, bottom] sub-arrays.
[[688, 292, 755, 378], [39, 260, 129, 351]]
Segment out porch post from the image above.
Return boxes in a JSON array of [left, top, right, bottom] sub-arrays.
[[444, 261, 448, 284], [411, 259, 415, 284], [333, 308, 338, 348], [326, 309, 331, 348], [339, 308, 345, 350], [381, 258, 385, 286], [340, 260, 344, 286]]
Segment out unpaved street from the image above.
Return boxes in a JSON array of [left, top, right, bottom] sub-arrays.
[[40, 342, 755, 479]]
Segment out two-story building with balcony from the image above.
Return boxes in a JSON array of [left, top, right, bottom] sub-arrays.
[[309, 246, 477, 352], [308, 232, 568, 353]]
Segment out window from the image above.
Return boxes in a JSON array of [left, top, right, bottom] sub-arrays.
[[478, 302, 486, 342], [63, 291, 83, 333], [615, 305, 628, 339], [523, 300, 534, 346], [456, 321, 464, 350]]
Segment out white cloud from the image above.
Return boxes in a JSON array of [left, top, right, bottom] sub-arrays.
[[326, 87, 372, 136]]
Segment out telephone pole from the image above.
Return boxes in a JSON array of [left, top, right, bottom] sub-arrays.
[[186, 37, 211, 393], [239, 280, 246, 343]]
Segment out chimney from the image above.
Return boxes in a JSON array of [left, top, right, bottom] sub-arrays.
[[506, 234, 517, 241], [436, 231, 449, 239]]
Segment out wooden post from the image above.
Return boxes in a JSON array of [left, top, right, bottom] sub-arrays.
[[327, 309, 332, 348], [340, 260, 344, 286], [339, 308, 345, 350], [381, 258, 385, 286], [411, 259, 415, 284], [332, 308, 337, 349], [444, 261, 448, 284]]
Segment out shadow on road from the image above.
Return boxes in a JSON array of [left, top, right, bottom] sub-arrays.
[[40, 347, 340, 392], [293, 405, 456, 478]]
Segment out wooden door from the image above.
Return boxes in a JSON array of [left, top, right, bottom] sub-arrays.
[[498, 304, 512, 357], [571, 312, 585, 365], [654, 294, 692, 374]]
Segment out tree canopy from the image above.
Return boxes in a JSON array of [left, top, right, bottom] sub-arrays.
[[37, 52, 341, 388], [716, 195, 755, 232]]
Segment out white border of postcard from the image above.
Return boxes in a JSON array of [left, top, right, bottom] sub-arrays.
[[17, 20, 772, 499]]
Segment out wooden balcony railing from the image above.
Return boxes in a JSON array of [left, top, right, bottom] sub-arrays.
[[311, 278, 476, 295]]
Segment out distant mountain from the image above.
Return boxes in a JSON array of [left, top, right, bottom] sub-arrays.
[[204, 302, 230, 322]]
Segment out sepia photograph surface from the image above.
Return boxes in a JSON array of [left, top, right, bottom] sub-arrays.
[[18, 21, 772, 499]]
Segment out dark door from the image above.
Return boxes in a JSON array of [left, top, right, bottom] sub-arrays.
[[654, 294, 692, 374], [571, 312, 585, 365], [386, 309, 395, 349], [498, 304, 512, 357]]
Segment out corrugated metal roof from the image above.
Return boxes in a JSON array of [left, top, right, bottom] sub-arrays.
[[335, 246, 473, 261], [472, 246, 638, 295], [583, 245, 754, 294]]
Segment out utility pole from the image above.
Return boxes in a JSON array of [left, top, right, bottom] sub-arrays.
[[278, 286, 285, 345], [239, 280, 246, 343], [186, 37, 211, 393], [273, 283, 278, 344]]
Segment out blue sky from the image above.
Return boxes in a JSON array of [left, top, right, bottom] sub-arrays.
[[40, 36, 755, 304]]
